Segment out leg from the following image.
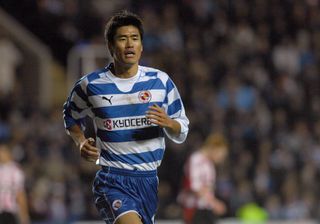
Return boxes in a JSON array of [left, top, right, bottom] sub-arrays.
[[115, 212, 143, 224], [191, 209, 216, 224]]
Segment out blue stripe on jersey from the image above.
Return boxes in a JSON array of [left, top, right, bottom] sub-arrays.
[[97, 127, 164, 142], [167, 99, 182, 116], [87, 79, 165, 96], [132, 79, 165, 92], [92, 103, 163, 119], [87, 68, 106, 82], [63, 102, 76, 128], [68, 101, 83, 113], [100, 148, 164, 165], [74, 85, 88, 102], [63, 102, 84, 128], [145, 72, 157, 77], [166, 78, 175, 93], [63, 115, 79, 128]]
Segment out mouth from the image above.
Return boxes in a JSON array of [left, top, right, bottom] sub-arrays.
[[124, 50, 135, 58]]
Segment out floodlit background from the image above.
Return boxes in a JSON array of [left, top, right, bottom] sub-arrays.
[[0, 0, 320, 223]]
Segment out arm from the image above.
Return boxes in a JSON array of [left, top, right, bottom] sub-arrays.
[[192, 186, 226, 215], [16, 189, 30, 224], [63, 78, 99, 162], [146, 77, 189, 143], [146, 104, 181, 135], [67, 124, 99, 162]]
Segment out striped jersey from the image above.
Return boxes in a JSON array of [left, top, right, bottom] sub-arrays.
[[63, 63, 189, 171], [178, 151, 216, 209], [0, 162, 25, 213]]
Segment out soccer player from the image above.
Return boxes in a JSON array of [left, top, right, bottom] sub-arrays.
[[63, 10, 189, 224], [0, 143, 30, 224], [178, 133, 228, 224]]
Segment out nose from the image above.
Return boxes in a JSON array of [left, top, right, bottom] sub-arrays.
[[126, 38, 133, 48]]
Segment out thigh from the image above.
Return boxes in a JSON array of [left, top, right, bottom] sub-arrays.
[[134, 175, 158, 224], [93, 170, 148, 224], [115, 212, 143, 224], [92, 169, 158, 224], [93, 175, 138, 224]]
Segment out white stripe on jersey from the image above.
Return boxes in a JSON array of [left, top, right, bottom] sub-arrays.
[[71, 108, 93, 120], [99, 157, 162, 171], [88, 89, 166, 108], [167, 88, 179, 104], [97, 137, 165, 155]]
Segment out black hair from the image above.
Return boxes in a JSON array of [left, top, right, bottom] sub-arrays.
[[104, 10, 144, 44]]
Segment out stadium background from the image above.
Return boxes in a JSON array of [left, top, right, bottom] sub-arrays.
[[0, 0, 320, 223]]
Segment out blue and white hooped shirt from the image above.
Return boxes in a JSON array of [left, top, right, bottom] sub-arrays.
[[63, 64, 189, 171]]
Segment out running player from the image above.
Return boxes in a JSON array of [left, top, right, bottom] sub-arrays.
[[63, 10, 189, 224]]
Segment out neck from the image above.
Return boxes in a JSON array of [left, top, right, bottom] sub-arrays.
[[112, 62, 139, 78]]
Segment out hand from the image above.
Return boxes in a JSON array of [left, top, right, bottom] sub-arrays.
[[146, 104, 173, 129], [212, 199, 227, 215], [79, 137, 99, 162]]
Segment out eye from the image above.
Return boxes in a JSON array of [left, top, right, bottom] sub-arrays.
[[132, 35, 140, 41]]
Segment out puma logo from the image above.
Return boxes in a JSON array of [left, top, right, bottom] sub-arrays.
[[102, 96, 113, 105]]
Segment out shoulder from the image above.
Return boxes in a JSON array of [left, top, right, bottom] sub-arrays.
[[139, 65, 171, 84], [189, 151, 209, 165], [8, 162, 24, 179], [81, 67, 107, 84], [72, 67, 107, 93]]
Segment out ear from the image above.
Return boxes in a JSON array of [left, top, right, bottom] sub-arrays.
[[107, 42, 114, 56]]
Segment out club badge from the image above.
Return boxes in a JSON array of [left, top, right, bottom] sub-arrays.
[[138, 90, 152, 103], [112, 199, 122, 211]]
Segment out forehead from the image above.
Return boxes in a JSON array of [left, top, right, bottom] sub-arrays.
[[115, 25, 140, 36]]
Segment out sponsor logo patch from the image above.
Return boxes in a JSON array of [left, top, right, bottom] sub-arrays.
[[103, 117, 152, 131]]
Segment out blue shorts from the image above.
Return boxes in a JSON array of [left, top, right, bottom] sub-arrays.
[[92, 166, 158, 224]]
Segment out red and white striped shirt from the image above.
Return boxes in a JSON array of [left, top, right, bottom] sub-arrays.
[[0, 161, 25, 213], [179, 151, 216, 209]]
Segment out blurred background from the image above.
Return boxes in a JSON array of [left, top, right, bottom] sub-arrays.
[[0, 0, 320, 223]]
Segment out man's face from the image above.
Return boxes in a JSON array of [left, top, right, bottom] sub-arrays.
[[110, 25, 143, 67]]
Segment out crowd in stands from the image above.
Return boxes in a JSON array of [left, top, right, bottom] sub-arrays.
[[1, 0, 320, 223]]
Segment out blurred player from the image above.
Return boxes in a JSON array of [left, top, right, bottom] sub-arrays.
[[0, 143, 30, 224], [63, 10, 189, 224], [178, 133, 228, 224]]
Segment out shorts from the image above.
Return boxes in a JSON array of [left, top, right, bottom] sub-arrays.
[[183, 207, 216, 224], [0, 212, 18, 224], [93, 166, 158, 224]]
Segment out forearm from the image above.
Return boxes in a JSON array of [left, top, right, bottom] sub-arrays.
[[67, 124, 99, 162], [194, 187, 226, 215], [165, 118, 181, 136], [67, 125, 87, 147], [17, 191, 30, 224]]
